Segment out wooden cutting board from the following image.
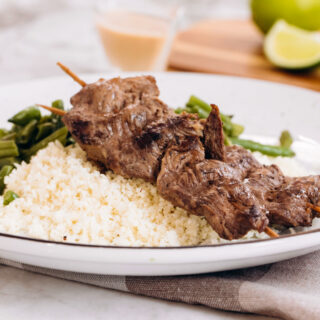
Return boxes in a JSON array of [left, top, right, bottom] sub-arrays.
[[169, 20, 320, 91]]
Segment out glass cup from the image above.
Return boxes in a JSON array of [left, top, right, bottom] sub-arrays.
[[95, 0, 183, 72]]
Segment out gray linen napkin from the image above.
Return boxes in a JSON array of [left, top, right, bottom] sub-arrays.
[[1, 251, 320, 320]]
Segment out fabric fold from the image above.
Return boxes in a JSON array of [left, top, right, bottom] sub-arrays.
[[1, 250, 320, 320]]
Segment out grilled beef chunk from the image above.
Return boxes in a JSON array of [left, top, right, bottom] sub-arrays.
[[63, 75, 320, 240], [63, 76, 202, 182], [70, 76, 160, 114], [157, 138, 269, 239], [157, 138, 320, 239], [267, 176, 320, 226]]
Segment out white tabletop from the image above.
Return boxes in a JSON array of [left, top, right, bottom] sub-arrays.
[[0, 1, 279, 319]]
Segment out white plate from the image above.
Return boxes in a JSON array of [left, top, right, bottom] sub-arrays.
[[0, 72, 319, 276]]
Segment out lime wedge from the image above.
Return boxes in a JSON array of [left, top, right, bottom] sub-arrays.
[[264, 20, 320, 70]]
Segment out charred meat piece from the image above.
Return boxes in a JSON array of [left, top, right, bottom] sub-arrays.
[[63, 76, 202, 182], [136, 113, 203, 149], [157, 137, 269, 240], [70, 76, 160, 114], [203, 104, 225, 161], [157, 137, 320, 239], [267, 176, 320, 227]]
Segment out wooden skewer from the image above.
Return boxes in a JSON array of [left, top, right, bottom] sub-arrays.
[[265, 227, 279, 238], [57, 62, 87, 87], [36, 104, 66, 116], [307, 203, 320, 214]]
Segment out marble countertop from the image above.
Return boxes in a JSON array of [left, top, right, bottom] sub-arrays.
[[0, 1, 279, 319]]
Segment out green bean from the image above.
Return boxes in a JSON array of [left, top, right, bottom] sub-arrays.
[[0, 148, 19, 158], [175, 106, 194, 115], [221, 116, 233, 136], [0, 140, 19, 158], [51, 99, 64, 110], [1, 132, 17, 141], [186, 103, 200, 112], [36, 122, 55, 141], [0, 157, 17, 168], [188, 95, 229, 122], [0, 165, 14, 194], [0, 140, 18, 149], [188, 104, 208, 119], [16, 119, 38, 145], [8, 106, 41, 126], [0, 129, 9, 139], [39, 115, 52, 124], [230, 123, 245, 138], [280, 130, 293, 148], [50, 100, 65, 129], [21, 127, 68, 161], [224, 136, 232, 146], [3, 190, 19, 206], [185, 106, 194, 114], [188, 95, 212, 113], [230, 138, 295, 157], [188, 95, 231, 123], [11, 124, 23, 133]]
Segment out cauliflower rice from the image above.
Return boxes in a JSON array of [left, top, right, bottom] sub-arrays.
[[0, 141, 314, 246]]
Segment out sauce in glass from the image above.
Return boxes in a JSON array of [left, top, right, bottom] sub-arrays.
[[96, 10, 173, 71]]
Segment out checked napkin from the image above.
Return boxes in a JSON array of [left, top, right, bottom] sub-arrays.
[[2, 250, 320, 320]]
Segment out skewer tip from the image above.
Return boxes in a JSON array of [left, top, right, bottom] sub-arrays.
[[56, 62, 87, 87], [265, 226, 279, 238], [307, 202, 320, 214], [36, 104, 67, 116]]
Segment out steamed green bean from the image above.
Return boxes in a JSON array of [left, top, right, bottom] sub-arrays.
[[38, 115, 52, 124], [36, 122, 55, 141], [0, 140, 19, 158], [0, 129, 8, 139], [230, 138, 295, 157], [17, 119, 38, 145], [0, 165, 14, 194], [8, 106, 41, 126], [1, 132, 17, 141], [3, 190, 19, 206], [51, 99, 64, 110], [0, 157, 17, 168], [21, 126, 68, 161], [280, 130, 293, 149]]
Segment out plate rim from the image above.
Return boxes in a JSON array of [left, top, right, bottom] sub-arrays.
[[0, 228, 319, 250]]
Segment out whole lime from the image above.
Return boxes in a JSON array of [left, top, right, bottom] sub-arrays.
[[251, 0, 320, 33]]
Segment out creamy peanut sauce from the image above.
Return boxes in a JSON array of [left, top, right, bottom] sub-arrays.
[[97, 10, 171, 71]]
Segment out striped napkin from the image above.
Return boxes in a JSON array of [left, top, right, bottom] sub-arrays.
[[1, 251, 320, 320]]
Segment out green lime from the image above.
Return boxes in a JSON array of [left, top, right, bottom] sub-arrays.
[[251, 0, 320, 33], [264, 20, 320, 69]]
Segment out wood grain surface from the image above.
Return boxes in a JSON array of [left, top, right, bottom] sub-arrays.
[[169, 20, 320, 91]]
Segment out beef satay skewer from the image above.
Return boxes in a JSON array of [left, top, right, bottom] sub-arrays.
[[36, 103, 281, 239], [56, 62, 87, 87]]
